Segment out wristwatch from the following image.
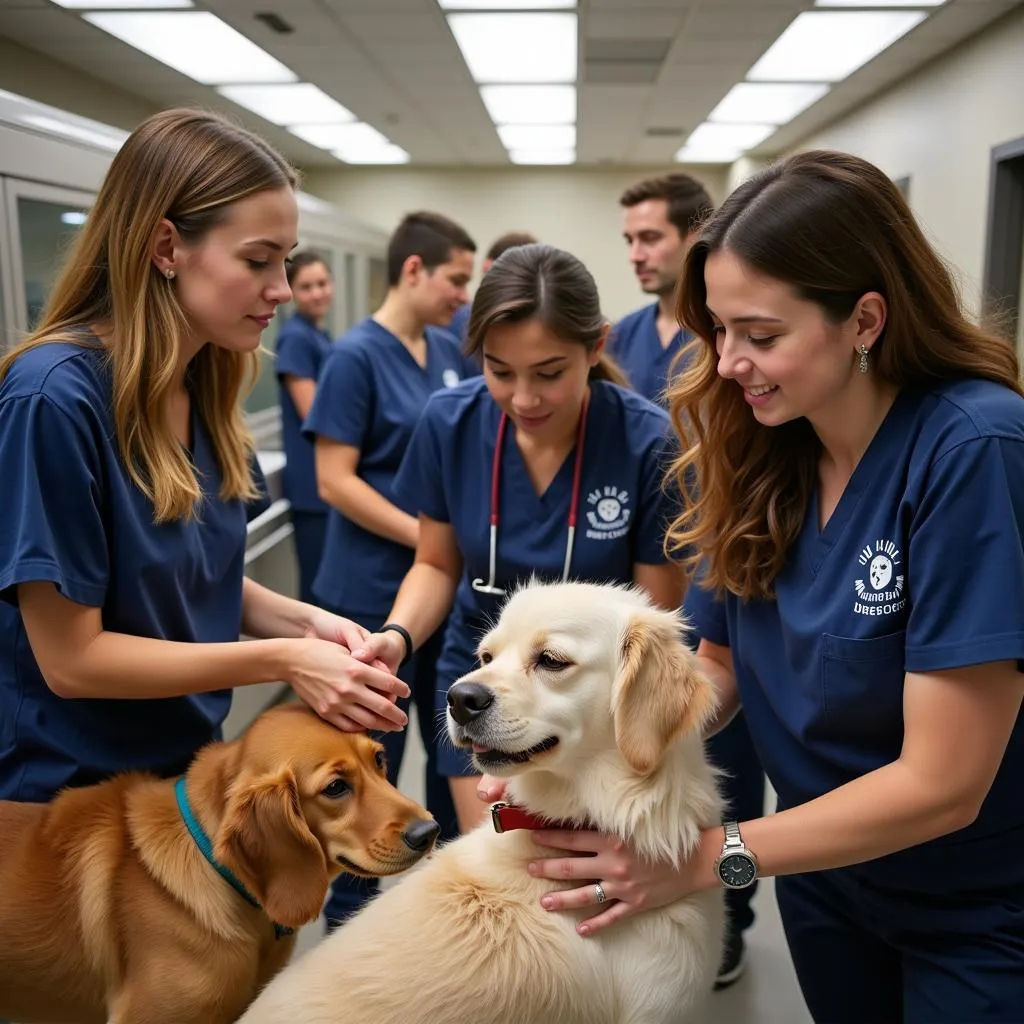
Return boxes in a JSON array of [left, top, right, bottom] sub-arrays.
[[714, 821, 759, 890]]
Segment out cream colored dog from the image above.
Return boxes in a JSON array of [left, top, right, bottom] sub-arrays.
[[240, 581, 725, 1024]]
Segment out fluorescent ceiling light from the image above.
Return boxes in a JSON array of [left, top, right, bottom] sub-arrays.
[[440, 0, 575, 8], [747, 10, 926, 82], [291, 121, 403, 163], [480, 85, 575, 126], [674, 122, 774, 163], [675, 149, 739, 165], [509, 148, 575, 165], [217, 84, 355, 126], [52, 0, 193, 7], [816, 0, 944, 6], [83, 11, 296, 85], [337, 143, 411, 165], [19, 113, 129, 151], [497, 124, 575, 149], [447, 13, 576, 83], [709, 83, 830, 126], [289, 123, 378, 149]]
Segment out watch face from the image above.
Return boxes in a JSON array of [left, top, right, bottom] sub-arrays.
[[718, 852, 757, 888]]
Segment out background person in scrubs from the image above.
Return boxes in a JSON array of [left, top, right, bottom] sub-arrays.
[[449, 230, 537, 342], [350, 242, 683, 834], [307, 210, 477, 927], [615, 171, 766, 988], [611, 173, 712, 404], [274, 250, 334, 603], [523, 151, 1024, 1023], [0, 109, 409, 815]]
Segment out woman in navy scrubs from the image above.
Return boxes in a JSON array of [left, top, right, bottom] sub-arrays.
[[307, 211, 477, 926], [0, 109, 408, 810], [522, 151, 1024, 1022], [351, 242, 683, 833], [275, 251, 334, 603]]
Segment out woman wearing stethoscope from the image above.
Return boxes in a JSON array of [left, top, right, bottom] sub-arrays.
[[351, 243, 683, 831]]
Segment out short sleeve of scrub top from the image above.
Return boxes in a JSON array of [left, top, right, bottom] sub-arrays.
[[304, 337, 374, 450]]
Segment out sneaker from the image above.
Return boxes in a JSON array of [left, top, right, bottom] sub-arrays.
[[714, 930, 746, 990]]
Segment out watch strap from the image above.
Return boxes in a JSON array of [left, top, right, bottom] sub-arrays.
[[379, 623, 413, 668]]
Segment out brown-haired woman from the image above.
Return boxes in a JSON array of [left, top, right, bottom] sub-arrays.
[[529, 151, 1024, 1022], [275, 249, 335, 604], [0, 109, 409, 812], [351, 242, 684, 832]]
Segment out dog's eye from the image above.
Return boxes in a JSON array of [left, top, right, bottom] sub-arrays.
[[537, 651, 571, 672], [322, 778, 351, 799], [374, 749, 387, 772], [479, 650, 493, 665]]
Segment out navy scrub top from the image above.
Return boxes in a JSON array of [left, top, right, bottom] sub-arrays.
[[449, 303, 471, 342], [275, 311, 333, 513], [304, 317, 479, 618], [0, 341, 270, 802], [685, 380, 1024, 892], [393, 376, 680, 690], [609, 302, 690, 406]]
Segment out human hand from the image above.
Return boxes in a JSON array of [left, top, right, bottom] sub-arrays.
[[526, 830, 700, 938], [289, 638, 410, 732], [350, 630, 408, 676], [477, 775, 506, 803]]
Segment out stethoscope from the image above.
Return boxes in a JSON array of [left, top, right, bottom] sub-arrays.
[[472, 396, 589, 598]]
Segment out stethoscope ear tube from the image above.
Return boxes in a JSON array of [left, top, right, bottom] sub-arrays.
[[470, 396, 589, 599]]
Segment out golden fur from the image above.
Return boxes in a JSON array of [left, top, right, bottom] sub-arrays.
[[241, 582, 725, 1024], [0, 703, 436, 1024]]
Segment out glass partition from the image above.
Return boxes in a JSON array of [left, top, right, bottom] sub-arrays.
[[16, 194, 89, 330]]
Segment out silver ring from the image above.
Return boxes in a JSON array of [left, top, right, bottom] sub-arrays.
[[594, 882, 607, 904]]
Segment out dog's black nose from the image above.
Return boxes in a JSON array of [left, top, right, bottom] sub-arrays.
[[402, 819, 441, 853], [447, 682, 495, 725]]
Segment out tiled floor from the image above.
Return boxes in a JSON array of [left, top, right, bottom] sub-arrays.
[[294, 709, 814, 1024]]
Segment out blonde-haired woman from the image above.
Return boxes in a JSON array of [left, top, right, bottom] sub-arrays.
[[0, 109, 408, 805]]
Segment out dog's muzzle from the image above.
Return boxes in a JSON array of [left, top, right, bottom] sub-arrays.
[[447, 681, 495, 726]]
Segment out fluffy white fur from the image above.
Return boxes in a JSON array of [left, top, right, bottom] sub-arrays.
[[239, 581, 725, 1024]]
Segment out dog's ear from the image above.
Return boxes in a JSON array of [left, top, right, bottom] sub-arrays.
[[215, 768, 328, 928], [612, 610, 718, 775]]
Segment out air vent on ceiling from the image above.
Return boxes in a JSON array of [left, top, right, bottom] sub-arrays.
[[645, 126, 685, 138], [583, 38, 670, 85], [255, 12, 293, 34]]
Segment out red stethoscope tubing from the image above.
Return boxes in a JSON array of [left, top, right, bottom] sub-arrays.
[[472, 396, 589, 596]]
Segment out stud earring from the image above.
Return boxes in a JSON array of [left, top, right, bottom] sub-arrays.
[[858, 344, 869, 374], [164, 268, 175, 280]]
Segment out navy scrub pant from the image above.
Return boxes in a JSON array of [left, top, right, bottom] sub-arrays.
[[776, 866, 1024, 1022], [707, 710, 765, 937], [290, 509, 328, 606], [323, 612, 458, 929]]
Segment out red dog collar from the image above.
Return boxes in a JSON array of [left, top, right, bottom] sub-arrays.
[[490, 802, 587, 834]]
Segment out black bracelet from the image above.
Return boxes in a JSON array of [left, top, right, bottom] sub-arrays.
[[379, 623, 413, 668]]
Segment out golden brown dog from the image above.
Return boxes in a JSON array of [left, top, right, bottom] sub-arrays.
[[0, 702, 438, 1024]]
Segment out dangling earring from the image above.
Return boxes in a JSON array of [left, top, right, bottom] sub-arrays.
[[164, 268, 176, 280], [858, 344, 869, 374]]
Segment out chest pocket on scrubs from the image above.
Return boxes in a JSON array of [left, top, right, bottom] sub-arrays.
[[821, 630, 906, 755]]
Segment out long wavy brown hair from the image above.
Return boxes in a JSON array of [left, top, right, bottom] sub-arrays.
[[0, 108, 297, 522], [666, 149, 1021, 600]]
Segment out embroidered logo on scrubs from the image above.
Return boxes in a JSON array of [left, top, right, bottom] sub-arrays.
[[853, 539, 906, 617], [442, 369, 461, 389], [586, 486, 631, 540]]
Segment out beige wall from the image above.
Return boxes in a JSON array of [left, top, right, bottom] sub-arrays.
[[303, 165, 730, 323], [0, 37, 158, 132], [785, 5, 1024, 314]]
